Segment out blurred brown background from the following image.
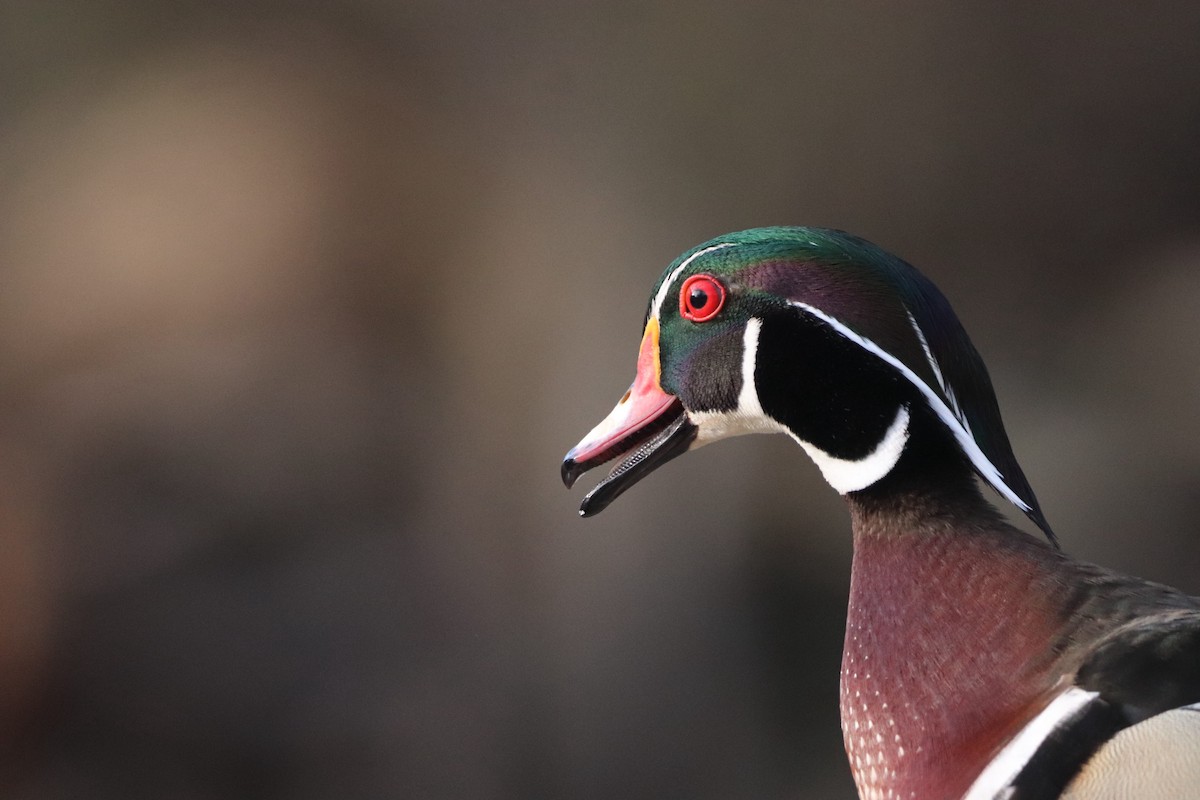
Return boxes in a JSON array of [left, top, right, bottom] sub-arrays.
[[3, 2, 1200, 798]]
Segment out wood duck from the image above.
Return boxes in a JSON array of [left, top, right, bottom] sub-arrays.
[[561, 228, 1200, 800]]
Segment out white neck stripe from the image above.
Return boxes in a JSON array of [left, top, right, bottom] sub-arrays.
[[650, 242, 737, 321], [792, 404, 911, 494], [755, 312, 911, 494], [788, 301, 1032, 513]]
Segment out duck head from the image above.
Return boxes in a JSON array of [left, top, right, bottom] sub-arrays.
[[562, 227, 1052, 540]]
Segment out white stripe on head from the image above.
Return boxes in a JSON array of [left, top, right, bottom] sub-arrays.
[[691, 318, 789, 446], [650, 242, 738, 321], [737, 317, 768, 416], [906, 310, 967, 427], [788, 300, 1033, 513], [962, 688, 1099, 800], [691, 318, 912, 494]]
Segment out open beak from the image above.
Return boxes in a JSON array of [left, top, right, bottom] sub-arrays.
[[562, 318, 698, 516]]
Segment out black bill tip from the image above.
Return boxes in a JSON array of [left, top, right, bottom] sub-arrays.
[[561, 457, 584, 489], [577, 413, 697, 517]]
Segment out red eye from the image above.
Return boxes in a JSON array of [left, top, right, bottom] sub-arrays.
[[679, 274, 726, 322]]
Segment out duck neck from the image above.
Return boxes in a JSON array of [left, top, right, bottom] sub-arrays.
[[838, 413, 1071, 799]]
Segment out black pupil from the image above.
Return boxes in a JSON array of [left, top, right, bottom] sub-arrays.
[[689, 287, 709, 310]]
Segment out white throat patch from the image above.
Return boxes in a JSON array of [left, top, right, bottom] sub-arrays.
[[690, 318, 790, 445], [689, 318, 912, 495]]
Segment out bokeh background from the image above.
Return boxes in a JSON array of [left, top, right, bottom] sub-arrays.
[[3, 2, 1200, 798]]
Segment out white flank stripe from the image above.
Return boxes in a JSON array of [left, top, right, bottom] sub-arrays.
[[961, 688, 1099, 800], [650, 242, 738, 321], [793, 404, 910, 494], [789, 301, 1033, 513]]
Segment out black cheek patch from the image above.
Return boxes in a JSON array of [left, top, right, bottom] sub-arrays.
[[755, 314, 906, 460], [673, 326, 744, 413]]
